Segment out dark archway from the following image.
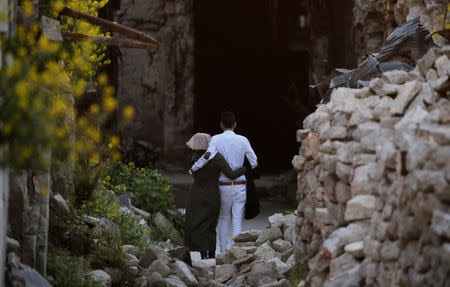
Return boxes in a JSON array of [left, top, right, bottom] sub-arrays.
[[194, 0, 311, 172]]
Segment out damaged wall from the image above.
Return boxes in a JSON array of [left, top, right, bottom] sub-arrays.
[[292, 46, 449, 286], [353, 0, 448, 61], [117, 0, 194, 168]]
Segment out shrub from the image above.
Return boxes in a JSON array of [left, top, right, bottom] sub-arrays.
[[102, 162, 174, 215], [47, 247, 100, 287], [79, 188, 152, 249]]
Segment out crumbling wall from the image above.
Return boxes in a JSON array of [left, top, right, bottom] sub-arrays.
[[353, 0, 448, 61], [117, 0, 194, 167], [292, 46, 449, 286]]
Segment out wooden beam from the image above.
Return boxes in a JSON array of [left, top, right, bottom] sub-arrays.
[[61, 31, 158, 49], [39, 4, 160, 48]]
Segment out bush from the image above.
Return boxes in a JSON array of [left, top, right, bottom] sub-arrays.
[[79, 188, 151, 249], [47, 247, 100, 287], [102, 162, 174, 215]]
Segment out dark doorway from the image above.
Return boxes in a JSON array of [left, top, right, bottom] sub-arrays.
[[194, 0, 311, 172]]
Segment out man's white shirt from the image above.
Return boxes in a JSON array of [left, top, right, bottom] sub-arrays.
[[191, 130, 257, 181]]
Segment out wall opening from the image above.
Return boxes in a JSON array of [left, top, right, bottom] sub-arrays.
[[194, 0, 312, 172]]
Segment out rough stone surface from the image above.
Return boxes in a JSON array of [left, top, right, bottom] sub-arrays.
[[89, 270, 112, 287], [117, 0, 194, 167], [292, 45, 450, 287]]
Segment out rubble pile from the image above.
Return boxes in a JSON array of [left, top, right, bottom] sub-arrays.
[[128, 212, 298, 287], [292, 45, 449, 287]]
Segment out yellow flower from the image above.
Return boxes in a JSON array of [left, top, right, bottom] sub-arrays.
[[109, 135, 120, 148], [23, 1, 34, 17], [97, 73, 108, 86], [112, 151, 121, 161], [123, 105, 135, 120], [89, 104, 100, 115], [52, 1, 65, 12], [103, 96, 117, 112]]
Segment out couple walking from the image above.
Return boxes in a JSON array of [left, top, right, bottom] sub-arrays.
[[184, 112, 258, 261]]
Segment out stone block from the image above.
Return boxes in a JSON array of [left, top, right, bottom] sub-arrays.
[[322, 223, 368, 259], [140, 245, 170, 267], [173, 260, 198, 286], [292, 155, 306, 170], [256, 227, 283, 245], [435, 54, 450, 77], [390, 80, 422, 115], [89, 270, 111, 287], [344, 241, 364, 259], [255, 242, 279, 261], [345, 195, 377, 222], [431, 210, 450, 239], [271, 239, 292, 253], [335, 181, 351, 203], [382, 70, 409, 84], [268, 213, 284, 228], [304, 133, 320, 159], [148, 259, 171, 277], [416, 47, 441, 76], [380, 240, 400, 262], [215, 264, 238, 281], [335, 162, 352, 184], [233, 230, 260, 242], [247, 261, 278, 286]]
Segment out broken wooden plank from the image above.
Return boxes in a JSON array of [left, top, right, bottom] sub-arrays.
[[39, 4, 160, 48], [61, 31, 158, 49]]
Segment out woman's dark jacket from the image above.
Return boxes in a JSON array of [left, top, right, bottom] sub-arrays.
[[184, 151, 246, 252]]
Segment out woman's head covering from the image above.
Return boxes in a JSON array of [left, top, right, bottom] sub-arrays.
[[186, 133, 211, 150]]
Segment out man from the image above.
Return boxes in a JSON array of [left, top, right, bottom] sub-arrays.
[[190, 112, 258, 253]]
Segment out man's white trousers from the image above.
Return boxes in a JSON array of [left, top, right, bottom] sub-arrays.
[[218, 184, 246, 253]]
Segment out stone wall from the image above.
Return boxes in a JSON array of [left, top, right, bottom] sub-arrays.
[[0, 168, 9, 287], [117, 0, 194, 168], [292, 46, 449, 286], [8, 170, 51, 276], [353, 0, 448, 61]]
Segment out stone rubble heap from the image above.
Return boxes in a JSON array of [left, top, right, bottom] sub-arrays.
[[213, 212, 297, 287], [292, 45, 449, 287], [131, 212, 297, 287]]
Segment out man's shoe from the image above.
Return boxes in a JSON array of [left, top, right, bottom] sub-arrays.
[[200, 251, 208, 259], [208, 251, 215, 259]]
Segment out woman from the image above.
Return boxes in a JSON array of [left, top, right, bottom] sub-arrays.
[[184, 133, 246, 260]]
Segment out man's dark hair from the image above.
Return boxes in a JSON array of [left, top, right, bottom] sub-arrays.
[[221, 112, 236, 128]]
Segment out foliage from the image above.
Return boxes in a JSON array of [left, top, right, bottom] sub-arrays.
[[79, 187, 152, 249], [0, 0, 136, 172], [287, 260, 309, 287], [102, 162, 174, 215], [89, 231, 126, 269], [47, 247, 100, 287]]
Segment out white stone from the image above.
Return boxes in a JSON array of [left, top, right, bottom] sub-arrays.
[[292, 155, 305, 170], [431, 210, 450, 239], [344, 241, 364, 258], [271, 239, 293, 253], [233, 230, 260, 242], [345, 195, 377, 221], [268, 213, 284, 228], [89, 270, 111, 287], [267, 257, 289, 277], [164, 275, 188, 287], [322, 223, 368, 258], [173, 260, 198, 286], [390, 81, 422, 115], [435, 55, 450, 77], [255, 242, 279, 261]]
